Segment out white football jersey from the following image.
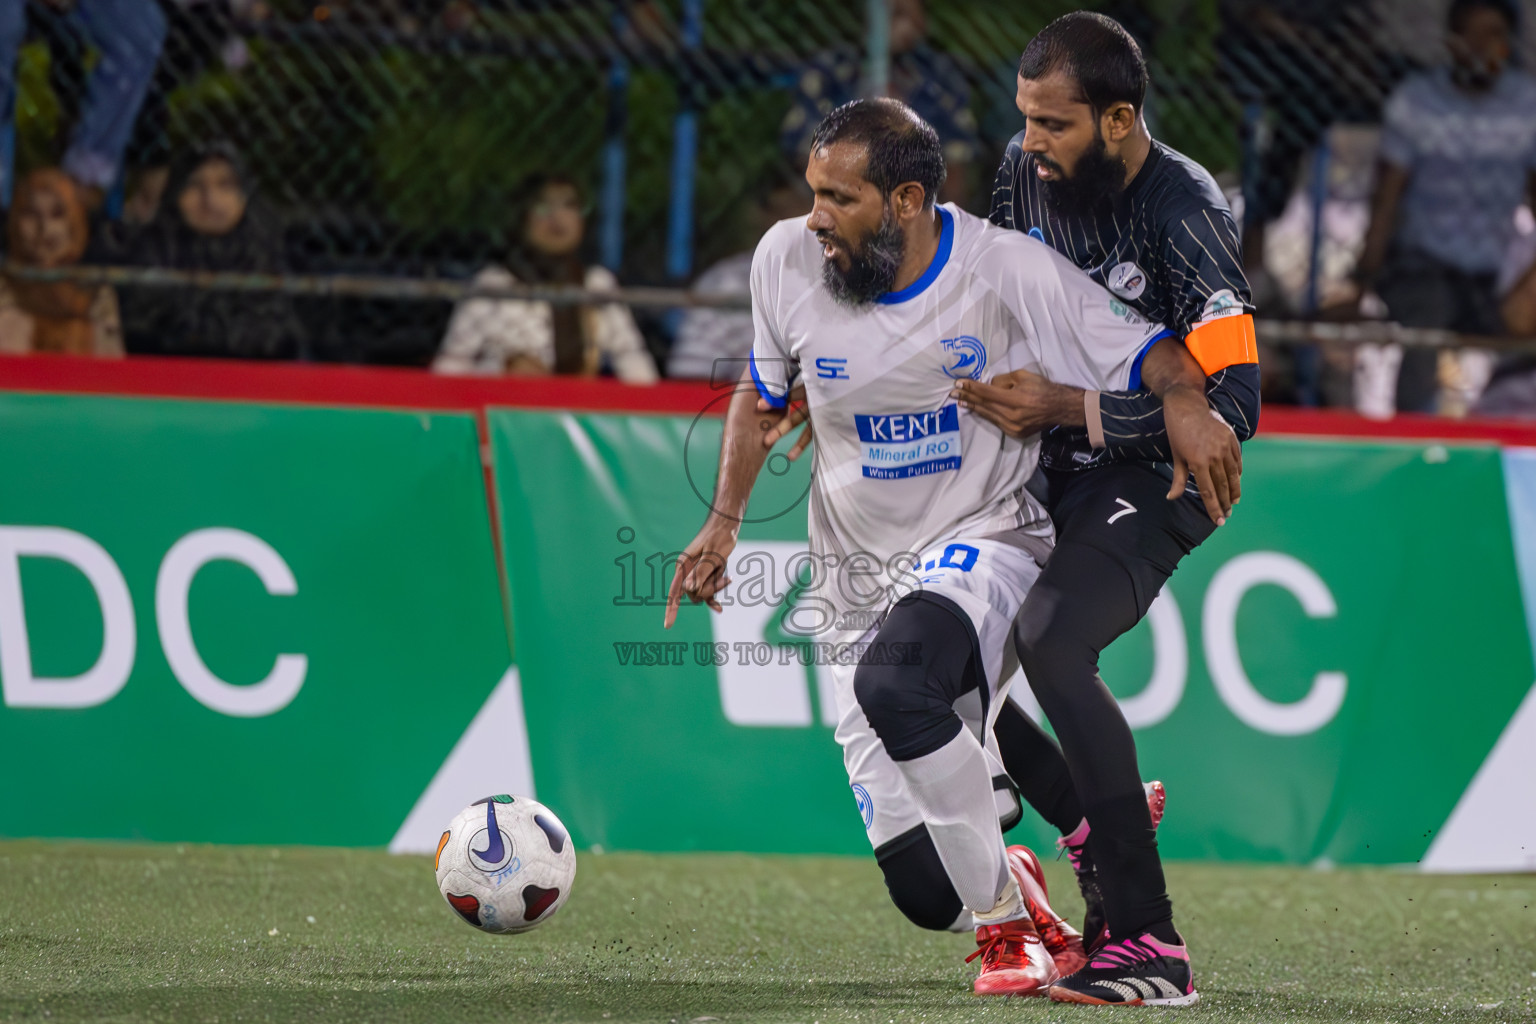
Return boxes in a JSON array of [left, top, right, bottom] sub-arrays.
[[749, 204, 1170, 639]]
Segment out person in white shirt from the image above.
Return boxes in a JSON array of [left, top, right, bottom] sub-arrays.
[[666, 250, 753, 381], [433, 174, 658, 384], [669, 182, 812, 382], [664, 99, 1215, 1003]]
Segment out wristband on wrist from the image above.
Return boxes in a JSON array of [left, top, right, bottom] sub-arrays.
[[1084, 391, 1105, 449]]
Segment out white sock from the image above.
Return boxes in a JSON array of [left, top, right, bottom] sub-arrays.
[[973, 876, 1027, 925], [895, 730, 1013, 917]]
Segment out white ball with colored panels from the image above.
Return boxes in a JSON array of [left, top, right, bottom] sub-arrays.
[[435, 795, 576, 933]]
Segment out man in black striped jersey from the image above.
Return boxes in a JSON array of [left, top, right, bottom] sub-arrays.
[[952, 10, 1262, 1007]]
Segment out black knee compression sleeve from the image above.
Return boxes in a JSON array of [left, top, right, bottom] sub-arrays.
[[853, 594, 977, 762], [875, 825, 965, 931]]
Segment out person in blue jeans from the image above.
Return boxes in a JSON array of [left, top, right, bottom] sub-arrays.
[[0, 0, 167, 205]]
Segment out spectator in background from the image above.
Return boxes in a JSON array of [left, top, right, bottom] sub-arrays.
[[779, 0, 978, 207], [668, 181, 810, 381], [120, 142, 302, 359], [1350, 0, 1536, 413], [1220, 0, 1401, 311], [666, 257, 752, 383], [434, 174, 658, 384], [1500, 234, 1536, 339], [0, 0, 167, 205], [0, 167, 120, 355], [1471, 227, 1536, 415], [122, 0, 262, 225]]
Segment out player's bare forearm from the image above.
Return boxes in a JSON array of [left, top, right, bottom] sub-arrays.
[[958, 334, 1198, 437], [710, 369, 776, 528], [951, 370, 1084, 437], [664, 370, 774, 628], [1138, 337, 1205, 399], [956, 338, 1197, 440]]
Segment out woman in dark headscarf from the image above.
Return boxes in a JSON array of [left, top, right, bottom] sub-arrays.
[[121, 142, 304, 359]]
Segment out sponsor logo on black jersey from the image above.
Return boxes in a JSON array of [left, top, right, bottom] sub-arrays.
[[1108, 261, 1148, 301]]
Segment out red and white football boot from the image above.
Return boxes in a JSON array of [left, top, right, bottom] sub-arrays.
[[968, 855, 1061, 996], [1009, 844, 1088, 976]]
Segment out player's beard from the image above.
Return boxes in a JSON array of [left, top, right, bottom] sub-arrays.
[[820, 204, 905, 306], [1040, 133, 1127, 218]]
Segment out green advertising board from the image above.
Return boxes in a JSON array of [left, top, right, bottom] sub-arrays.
[[488, 407, 860, 855], [489, 409, 1536, 866], [1097, 439, 1532, 865], [4, 392, 1533, 869], [0, 393, 512, 846]]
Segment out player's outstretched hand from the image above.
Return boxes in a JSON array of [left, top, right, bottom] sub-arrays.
[[756, 382, 812, 461], [1164, 385, 1241, 525], [951, 369, 1081, 439], [663, 521, 738, 629]]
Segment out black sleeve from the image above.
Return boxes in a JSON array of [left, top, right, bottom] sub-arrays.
[[1092, 208, 1261, 455], [1096, 363, 1261, 463], [1160, 207, 1253, 336], [988, 133, 1026, 230]]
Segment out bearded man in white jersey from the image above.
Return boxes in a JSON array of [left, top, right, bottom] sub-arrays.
[[663, 98, 1205, 1004]]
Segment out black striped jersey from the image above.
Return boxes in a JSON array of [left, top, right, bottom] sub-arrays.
[[989, 135, 1260, 476]]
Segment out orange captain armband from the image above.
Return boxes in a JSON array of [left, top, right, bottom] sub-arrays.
[[1184, 313, 1258, 376]]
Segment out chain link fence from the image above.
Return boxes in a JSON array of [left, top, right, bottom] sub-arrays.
[[3, 0, 1535, 410]]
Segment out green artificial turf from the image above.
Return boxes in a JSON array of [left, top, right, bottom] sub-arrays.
[[0, 841, 1531, 1023]]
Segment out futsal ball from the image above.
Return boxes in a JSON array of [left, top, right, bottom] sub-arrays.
[[434, 794, 576, 933]]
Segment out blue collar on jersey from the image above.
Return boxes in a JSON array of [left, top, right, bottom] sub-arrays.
[[875, 206, 953, 305]]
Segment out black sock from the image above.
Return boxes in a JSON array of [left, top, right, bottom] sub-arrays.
[[1085, 791, 1173, 939], [994, 698, 1084, 836]]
